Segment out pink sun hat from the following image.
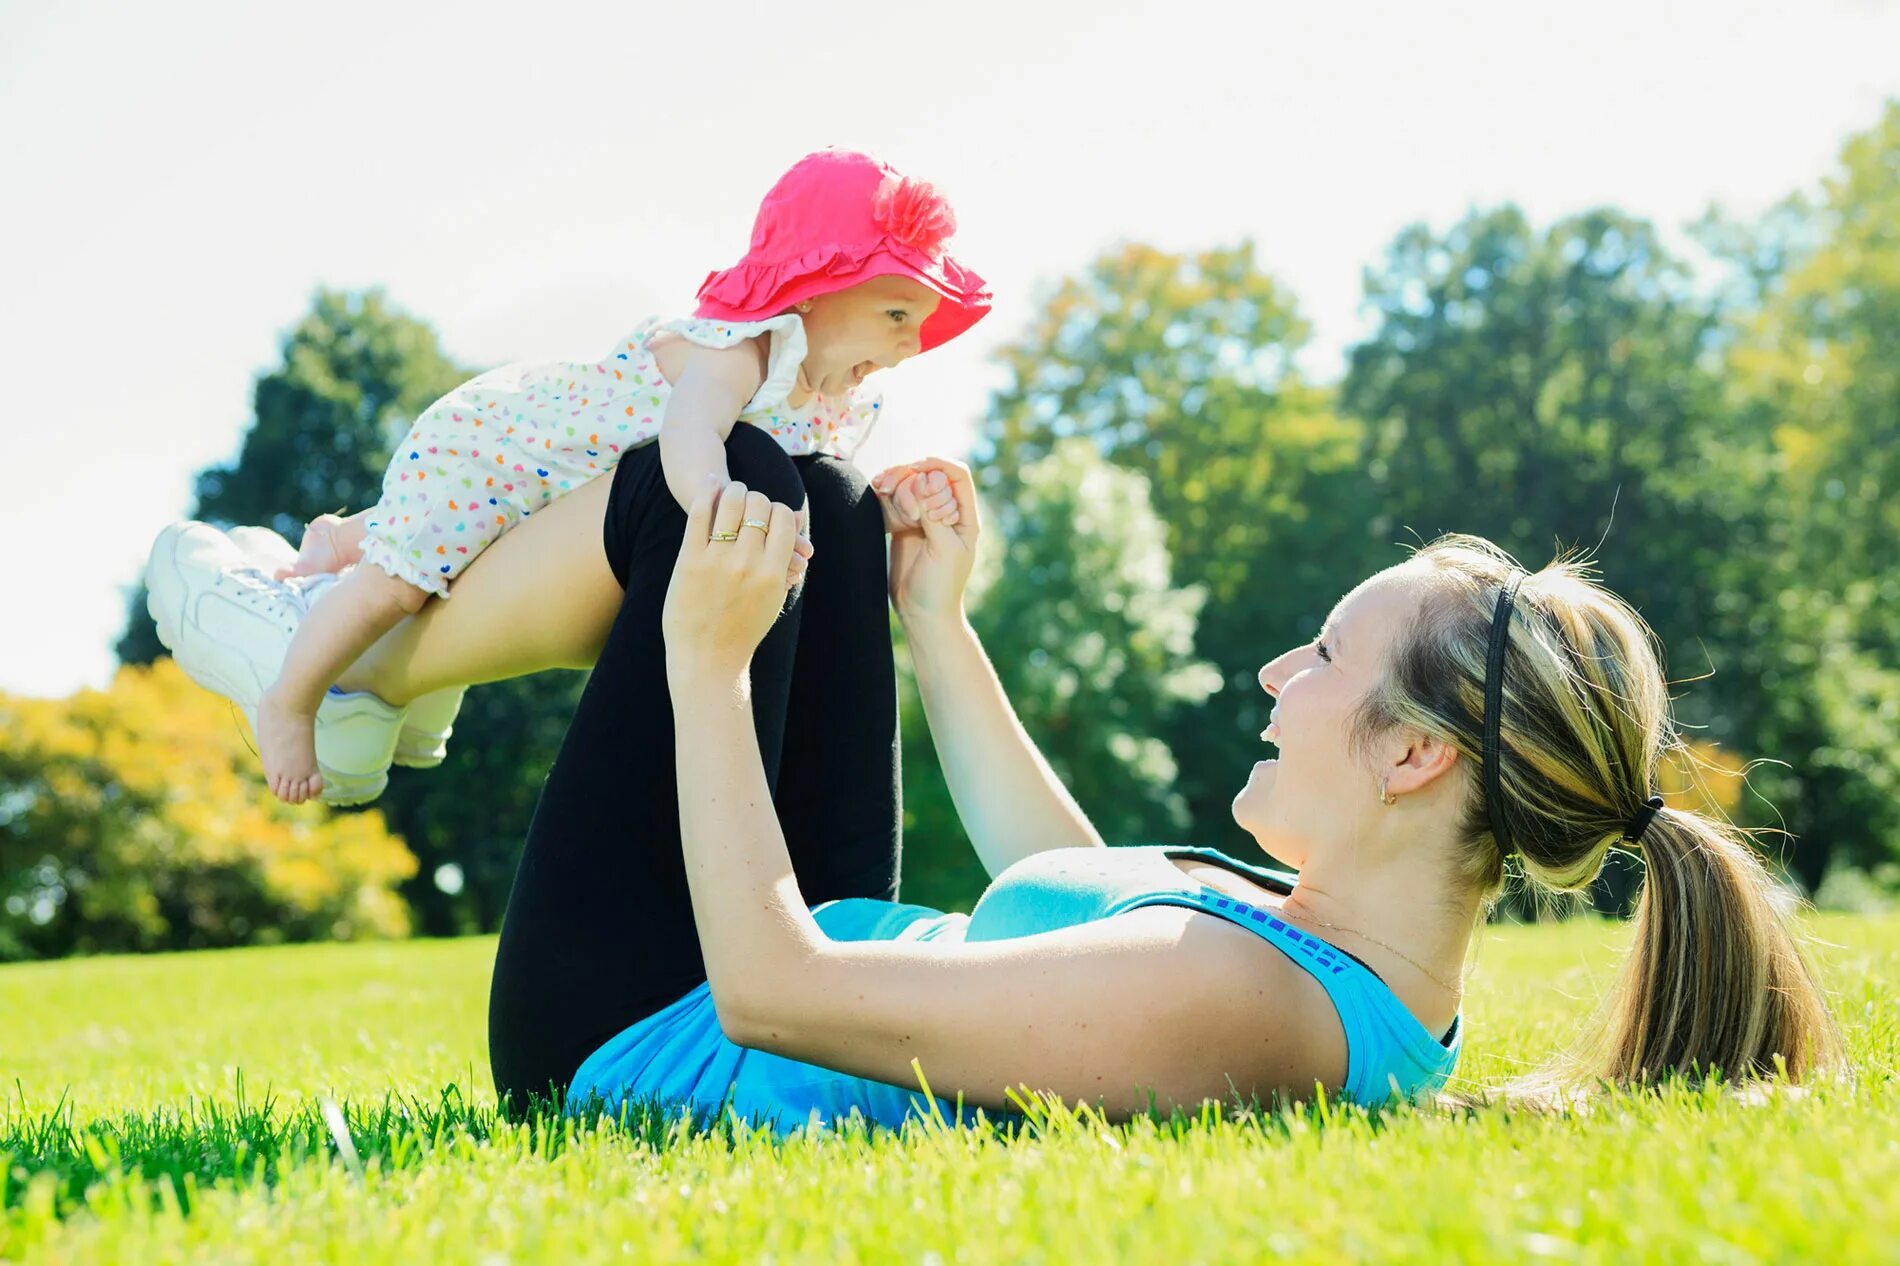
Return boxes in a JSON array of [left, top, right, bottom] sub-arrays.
[[695, 149, 991, 353]]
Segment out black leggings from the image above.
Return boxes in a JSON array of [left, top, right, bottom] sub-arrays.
[[487, 425, 901, 1110]]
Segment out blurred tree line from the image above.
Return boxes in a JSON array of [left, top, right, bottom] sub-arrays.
[[0, 660, 413, 959], [4, 103, 1889, 955], [913, 101, 1900, 908]]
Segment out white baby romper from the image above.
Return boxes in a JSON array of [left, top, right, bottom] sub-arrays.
[[360, 313, 883, 597]]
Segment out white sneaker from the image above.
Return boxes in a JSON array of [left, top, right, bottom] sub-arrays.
[[145, 521, 329, 706], [144, 521, 402, 807], [226, 524, 299, 579], [219, 525, 466, 772]]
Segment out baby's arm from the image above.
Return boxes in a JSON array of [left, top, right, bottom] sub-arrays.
[[657, 341, 769, 513]]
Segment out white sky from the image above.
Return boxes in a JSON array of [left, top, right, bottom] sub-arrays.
[[3, 0, 1897, 698]]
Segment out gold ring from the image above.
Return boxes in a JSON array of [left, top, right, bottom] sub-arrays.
[[741, 518, 770, 532], [709, 531, 741, 542]]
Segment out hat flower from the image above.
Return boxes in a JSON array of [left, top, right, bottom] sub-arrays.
[[872, 175, 957, 258]]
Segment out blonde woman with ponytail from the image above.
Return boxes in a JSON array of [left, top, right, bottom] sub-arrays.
[[531, 464, 1843, 1128], [1344, 535, 1841, 1093]]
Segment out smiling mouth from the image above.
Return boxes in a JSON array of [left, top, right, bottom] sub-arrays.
[[1261, 720, 1280, 744]]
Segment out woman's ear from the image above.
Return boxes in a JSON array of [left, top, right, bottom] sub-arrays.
[[1385, 731, 1460, 798]]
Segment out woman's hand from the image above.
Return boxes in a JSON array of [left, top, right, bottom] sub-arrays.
[[662, 480, 801, 679], [887, 458, 981, 627]]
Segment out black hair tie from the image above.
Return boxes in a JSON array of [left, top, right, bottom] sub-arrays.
[[1622, 794, 1666, 844], [1481, 573, 1524, 856]]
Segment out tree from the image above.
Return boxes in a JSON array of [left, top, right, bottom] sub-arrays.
[[1343, 205, 1751, 647], [1703, 100, 1900, 885], [979, 243, 1378, 852], [1341, 205, 1819, 897], [115, 289, 586, 933], [118, 289, 466, 665], [896, 441, 1221, 911], [0, 660, 415, 960]]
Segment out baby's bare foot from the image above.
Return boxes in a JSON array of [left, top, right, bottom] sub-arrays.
[[257, 686, 324, 805]]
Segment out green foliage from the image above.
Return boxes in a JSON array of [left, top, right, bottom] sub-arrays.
[[976, 243, 1378, 854], [971, 439, 1219, 841], [196, 290, 470, 532], [961, 103, 1900, 892], [1702, 100, 1900, 884], [116, 290, 466, 669], [1340, 205, 1789, 906], [0, 661, 415, 960], [900, 441, 1222, 909], [93, 106, 1900, 941], [378, 674, 586, 933], [1, 919, 1895, 1260]]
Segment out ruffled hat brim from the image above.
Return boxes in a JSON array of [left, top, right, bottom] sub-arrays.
[[695, 241, 990, 353]]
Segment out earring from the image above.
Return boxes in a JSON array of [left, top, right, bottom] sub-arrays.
[[1378, 777, 1396, 806]]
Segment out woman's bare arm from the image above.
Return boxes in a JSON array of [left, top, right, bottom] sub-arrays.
[[663, 485, 1344, 1117], [905, 613, 1105, 873], [887, 459, 1105, 875]]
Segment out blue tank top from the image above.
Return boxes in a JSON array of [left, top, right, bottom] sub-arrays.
[[567, 845, 1462, 1133]]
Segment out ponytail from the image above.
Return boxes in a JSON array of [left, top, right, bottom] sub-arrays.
[[1587, 808, 1840, 1085]]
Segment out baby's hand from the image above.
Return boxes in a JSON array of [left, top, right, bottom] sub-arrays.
[[275, 514, 351, 580], [871, 464, 961, 534], [787, 501, 814, 590]]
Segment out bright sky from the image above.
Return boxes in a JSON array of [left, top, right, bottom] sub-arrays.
[[3, 0, 1897, 698]]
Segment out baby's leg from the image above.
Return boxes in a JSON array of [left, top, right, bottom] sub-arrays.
[[262, 565, 429, 803], [334, 472, 622, 706]]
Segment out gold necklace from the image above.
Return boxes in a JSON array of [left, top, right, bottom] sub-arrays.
[[1289, 912, 1466, 997]]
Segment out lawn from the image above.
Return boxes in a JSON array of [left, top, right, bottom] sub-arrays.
[[1, 914, 1895, 1264]]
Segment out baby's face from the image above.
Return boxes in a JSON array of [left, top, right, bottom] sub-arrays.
[[798, 277, 942, 397]]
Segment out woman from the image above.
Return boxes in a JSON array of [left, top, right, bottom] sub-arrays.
[[165, 424, 1844, 1123], [554, 454, 1839, 1125], [495, 426, 1838, 1124]]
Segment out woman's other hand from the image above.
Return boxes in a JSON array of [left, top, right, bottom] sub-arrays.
[[663, 480, 801, 677], [887, 458, 980, 627]]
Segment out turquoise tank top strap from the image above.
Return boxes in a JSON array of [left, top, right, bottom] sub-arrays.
[[1117, 847, 1462, 1104]]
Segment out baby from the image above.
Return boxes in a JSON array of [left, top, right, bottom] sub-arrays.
[[180, 149, 988, 804]]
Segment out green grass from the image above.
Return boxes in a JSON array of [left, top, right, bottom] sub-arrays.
[[1, 916, 1895, 1264]]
